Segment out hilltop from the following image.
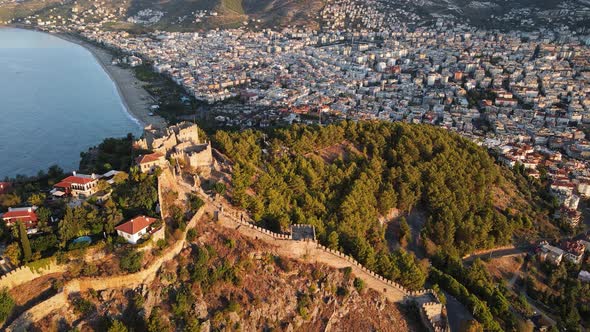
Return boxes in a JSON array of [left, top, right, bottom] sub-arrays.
[[4, 197, 420, 331], [213, 121, 553, 275]]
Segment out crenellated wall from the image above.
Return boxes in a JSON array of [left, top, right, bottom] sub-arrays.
[[209, 189, 450, 332], [213, 198, 412, 297], [0, 261, 65, 290], [5, 169, 448, 331]]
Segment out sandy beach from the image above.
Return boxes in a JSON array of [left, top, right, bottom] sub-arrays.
[[56, 32, 167, 129]]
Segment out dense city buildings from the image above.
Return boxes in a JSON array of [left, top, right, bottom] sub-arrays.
[[1, 1, 590, 329], [26, 0, 590, 229]]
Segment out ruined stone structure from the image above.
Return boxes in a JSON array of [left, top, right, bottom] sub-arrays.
[[135, 122, 213, 174]]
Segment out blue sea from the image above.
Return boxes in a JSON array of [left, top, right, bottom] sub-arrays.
[[0, 27, 142, 178]]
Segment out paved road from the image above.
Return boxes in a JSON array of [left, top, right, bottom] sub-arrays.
[[444, 292, 474, 332], [522, 292, 556, 326], [463, 247, 529, 262]]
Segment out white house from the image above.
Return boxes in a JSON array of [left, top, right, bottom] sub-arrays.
[[52, 172, 99, 198], [115, 215, 158, 244], [136, 152, 167, 174]]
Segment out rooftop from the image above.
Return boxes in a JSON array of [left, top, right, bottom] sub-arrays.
[[115, 215, 158, 235]]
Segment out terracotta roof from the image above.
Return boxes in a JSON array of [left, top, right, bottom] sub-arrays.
[[2, 210, 37, 223], [135, 152, 164, 165], [115, 216, 157, 235], [55, 175, 96, 188]]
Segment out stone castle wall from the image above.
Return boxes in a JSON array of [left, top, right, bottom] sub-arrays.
[[0, 261, 65, 290]]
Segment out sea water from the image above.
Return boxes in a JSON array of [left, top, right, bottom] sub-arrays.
[[0, 27, 141, 178]]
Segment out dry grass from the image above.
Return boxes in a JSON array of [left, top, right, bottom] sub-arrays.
[[307, 140, 362, 164], [9, 273, 61, 307], [481, 256, 523, 281]]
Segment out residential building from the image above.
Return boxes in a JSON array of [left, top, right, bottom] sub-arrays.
[[538, 241, 564, 265], [1, 206, 38, 233], [115, 215, 159, 244], [52, 172, 99, 198], [136, 152, 167, 174]]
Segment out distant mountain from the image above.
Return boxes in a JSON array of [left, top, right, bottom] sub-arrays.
[[0, 0, 325, 30], [1, 0, 589, 31], [377, 0, 590, 31]]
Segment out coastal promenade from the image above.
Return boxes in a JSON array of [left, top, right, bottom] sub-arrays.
[[56, 32, 166, 129]]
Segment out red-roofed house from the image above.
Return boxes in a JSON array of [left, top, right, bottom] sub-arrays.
[[1, 207, 38, 231], [115, 215, 158, 244], [136, 152, 166, 174], [53, 172, 99, 198]]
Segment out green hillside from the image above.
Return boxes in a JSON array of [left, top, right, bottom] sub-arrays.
[[212, 121, 546, 288]]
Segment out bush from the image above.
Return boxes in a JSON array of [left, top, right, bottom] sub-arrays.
[[214, 182, 227, 195], [147, 307, 170, 332], [225, 238, 236, 249], [186, 228, 197, 242], [187, 193, 204, 213], [275, 256, 293, 272], [119, 250, 144, 273], [30, 234, 59, 254], [342, 266, 352, 279], [296, 293, 311, 319], [171, 286, 195, 318], [311, 268, 324, 280], [336, 286, 349, 298], [108, 319, 128, 332], [353, 277, 365, 292], [133, 292, 145, 308], [26, 257, 53, 273], [0, 288, 15, 323], [52, 279, 64, 292], [73, 297, 96, 316], [156, 239, 167, 249], [82, 263, 99, 276], [226, 300, 241, 313]]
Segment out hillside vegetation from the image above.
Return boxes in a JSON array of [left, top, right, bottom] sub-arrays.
[[213, 121, 534, 287], [31, 220, 417, 331], [0, 0, 323, 29], [2, 0, 586, 30]]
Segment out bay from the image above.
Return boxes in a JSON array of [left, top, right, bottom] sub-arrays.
[[0, 27, 141, 178]]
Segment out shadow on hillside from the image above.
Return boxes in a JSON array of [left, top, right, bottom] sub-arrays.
[[385, 208, 428, 259]]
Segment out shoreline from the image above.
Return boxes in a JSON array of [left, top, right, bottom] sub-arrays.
[[54, 31, 167, 130]]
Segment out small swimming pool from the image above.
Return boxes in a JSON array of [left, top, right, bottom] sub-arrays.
[[72, 236, 92, 244]]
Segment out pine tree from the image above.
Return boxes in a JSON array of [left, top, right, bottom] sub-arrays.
[[327, 231, 339, 250], [399, 217, 410, 244], [17, 222, 32, 262]]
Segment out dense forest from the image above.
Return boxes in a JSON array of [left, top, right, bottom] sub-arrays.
[[213, 121, 529, 289]]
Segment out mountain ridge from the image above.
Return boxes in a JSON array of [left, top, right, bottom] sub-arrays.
[[1, 0, 589, 31]]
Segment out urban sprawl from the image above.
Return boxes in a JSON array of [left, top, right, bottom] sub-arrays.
[[15, 0, 590, 244]]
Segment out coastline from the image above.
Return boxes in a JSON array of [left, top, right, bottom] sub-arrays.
[[54, 32, 167, 130]]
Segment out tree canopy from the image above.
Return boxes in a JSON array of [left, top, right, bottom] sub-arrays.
[[214, 121, 523, 289]]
